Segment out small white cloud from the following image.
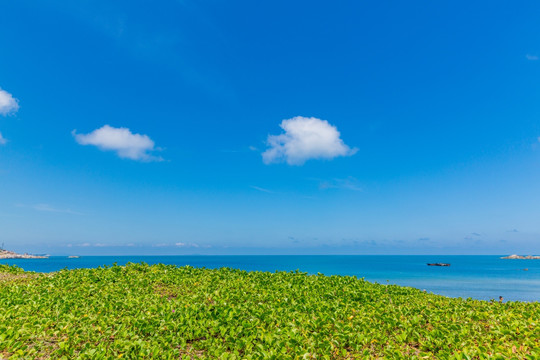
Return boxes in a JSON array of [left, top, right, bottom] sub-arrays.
[[33, 203, 81, 215], [16, 203, 81, 215], [175, 242, 199, 248], [262, 116, 357, 165], [319, 177, 362, 191], [250, 185, 274, 193], [73, 125, 162, 161], [0, 88, 19, 115], [526, 54, 539, 61], [0, 132, 6, 145], [152, 243, 170, 247], [32, 204, 62, 212]]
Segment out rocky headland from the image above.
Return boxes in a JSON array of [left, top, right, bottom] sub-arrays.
[[0, 249, 48, 259], [501, 254, 540, 259]]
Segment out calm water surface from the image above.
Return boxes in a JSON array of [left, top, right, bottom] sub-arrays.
[[2, 255, 539, 302]]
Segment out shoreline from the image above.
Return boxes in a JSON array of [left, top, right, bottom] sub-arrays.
[[2, 255, 539, 302], [0, 249, 48, 259], [0, 263, 537, 358]]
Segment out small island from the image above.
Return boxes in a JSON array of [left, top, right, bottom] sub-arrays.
[[501, 254, 540, 259], [0, 249, 48, 259]]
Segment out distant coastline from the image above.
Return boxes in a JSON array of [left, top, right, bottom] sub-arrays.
[[0, 249, 48, 259], [501, 254, 540, 259]]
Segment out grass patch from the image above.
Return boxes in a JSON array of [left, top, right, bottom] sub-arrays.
[[0, 263, 538, 359]]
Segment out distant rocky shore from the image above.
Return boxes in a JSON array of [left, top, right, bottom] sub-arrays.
[[501, 254, 540, 260], [0, 249, 48, 259]]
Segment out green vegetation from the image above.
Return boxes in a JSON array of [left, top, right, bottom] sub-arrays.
[[0, 263, 538, 359]]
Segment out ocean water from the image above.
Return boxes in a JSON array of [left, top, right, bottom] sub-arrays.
[[2, 255, 539, 302]]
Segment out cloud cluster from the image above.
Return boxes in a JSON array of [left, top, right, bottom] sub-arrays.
[[67, 242, 134, 248], [262, 116, 356, 165], [175, 242, 200, 248], [0, 88, 19, 115], [73, 125, 162, 161], [0, 132, 6, 145], [526, 54, 539, 61]]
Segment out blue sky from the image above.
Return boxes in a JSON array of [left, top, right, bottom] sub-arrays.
[[1, 0, 540, 255]]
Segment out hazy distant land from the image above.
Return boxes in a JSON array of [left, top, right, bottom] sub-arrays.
[[501, 254, 540, 259]]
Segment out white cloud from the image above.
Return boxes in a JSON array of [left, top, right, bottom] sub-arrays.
[[152, 243, 170, 247], [73, 125, 162, 161], [262, 116, 357, 165], [526, 54, 539, 61], [318, 177, 362, 191], [33, 203, 63, 212], [250, 185, 274, 193], [0, 132, 6, 145], [0, 88, 19, 115], [70, 242, 135, 248]]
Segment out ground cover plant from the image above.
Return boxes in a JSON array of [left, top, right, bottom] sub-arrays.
[[0, 263, 538, 359]]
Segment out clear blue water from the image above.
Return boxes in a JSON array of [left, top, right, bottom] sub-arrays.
[[2, 255, 539, 302]]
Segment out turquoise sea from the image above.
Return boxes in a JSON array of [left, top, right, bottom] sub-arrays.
[[2, 255, 539, 302]]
